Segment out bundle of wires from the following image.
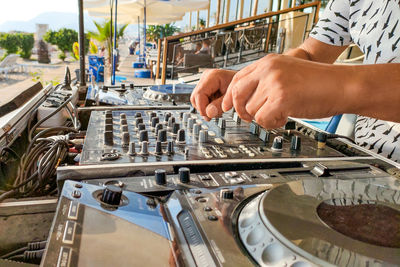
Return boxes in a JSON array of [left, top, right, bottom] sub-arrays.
[[0, 128, 77, 202], [0, 67, 80, 202]]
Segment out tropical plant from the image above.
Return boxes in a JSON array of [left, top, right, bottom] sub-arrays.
[[88, 20, 128, 64], [44, 28, 89, 61], [146, 24, 180, 42], [199, 18, 206, 29]]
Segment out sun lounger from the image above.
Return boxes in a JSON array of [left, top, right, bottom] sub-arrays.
[[0, 54, 24, 79]]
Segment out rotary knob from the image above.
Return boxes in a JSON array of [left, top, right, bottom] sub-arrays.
[[134, 112, 142, 118], [155, 123, 163, 135], [158, 129, 167, 142], [155, 141, 163, 155], [182, 113, 189, 126], [121, 84, 126, 90], [120, 118, 128, 126], [271, 136, 283, 151], [135, 117, 144, 127], [172, 123, 180, 134], [177, 129, 186, 143], [199, 130, 208, 143], [167, 117, 176, 128], [179, 167, 190, 183], [193, 124, 200, 136], [120, 113, 127, 120], [151, 117, 160, 128], [164, 112, 172, 122], [139, 130, 149, 142], [129, 83, 134, 89], [137, 123, 146, 132], [101, 185, 122, 205], [220, 189, 234, 200], [155, 169, 167, 185]]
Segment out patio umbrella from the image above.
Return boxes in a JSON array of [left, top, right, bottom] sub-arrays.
[[86, 0, 209, 83]]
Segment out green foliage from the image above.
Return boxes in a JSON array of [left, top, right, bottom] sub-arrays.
[[30, 70, 60, 86], [44, 28, 89, 57], [147, 24, 180, 42], [58, 51, 66, 61], [0, 32, 35, 59], [199, 18, 206, 28], [88, 20, 127, 63], [17, 33, 34, 59], [0, 33, 20, 55]]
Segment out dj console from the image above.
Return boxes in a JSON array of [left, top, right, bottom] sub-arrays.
[[22, 81, 399, 266], [85, 83, 195, 106], [43, 161, 400, 266]]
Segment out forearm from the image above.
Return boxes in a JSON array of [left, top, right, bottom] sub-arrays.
[[341, 63, 400, 122]]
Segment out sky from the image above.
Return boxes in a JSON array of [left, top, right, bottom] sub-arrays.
[[0, 0, 79, 25]]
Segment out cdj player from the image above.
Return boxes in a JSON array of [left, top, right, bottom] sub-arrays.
[[85, 83, 195, 106], [42, 160, 400, 266]]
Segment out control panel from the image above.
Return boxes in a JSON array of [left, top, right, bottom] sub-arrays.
[[79, 108, 348, 166]]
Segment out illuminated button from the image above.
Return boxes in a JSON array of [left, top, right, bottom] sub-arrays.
[[248, 152, 255, 157], [225, 171, 238, 178], [203, 153, 213, 159], [208, 131, 216, 137], [57, 247, 71, 267], [214, 137, 224, 144], [208, 215, 218, 221], [229, 148, 239, 154], [63, 221, 76, 245], [68, 202, 79, 220]]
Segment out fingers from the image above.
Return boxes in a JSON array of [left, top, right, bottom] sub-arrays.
[[222, 64, 257, 113], [245, 85, 268, 118], [190, 69, 236, 118], [206, 96, 224, 118], [223, 74, 258, 122], [254, 98, 288, 129]]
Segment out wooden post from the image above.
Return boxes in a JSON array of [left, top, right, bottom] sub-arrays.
[[207, 1, 210, 27], [238, 0, 244, 19], [189, 12, 192, 30], [268, 0, 273, 12], [264, 17, 273, 52], [155, 38, 162, 79], [161, 38, 168, 85], [252, 0, 258, 16], [216, 0, 221, 25], [314, 1, 321, 23], [197, 10, 200, 29], [225, 0, 231, 23]]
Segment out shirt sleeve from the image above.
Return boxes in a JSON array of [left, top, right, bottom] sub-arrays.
[[309, 0, 352, 46]]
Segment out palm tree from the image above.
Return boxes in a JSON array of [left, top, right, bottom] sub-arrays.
[[88, 20, 128, 65], [146, 24, 180, 42]]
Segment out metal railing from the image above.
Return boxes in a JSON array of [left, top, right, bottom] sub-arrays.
[[155, 1, 321, 84]]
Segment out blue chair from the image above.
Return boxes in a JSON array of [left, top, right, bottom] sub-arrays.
[[88, 55, 105, 82]]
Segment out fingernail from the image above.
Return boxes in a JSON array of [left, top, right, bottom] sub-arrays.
[[207, 105, 218, 118]]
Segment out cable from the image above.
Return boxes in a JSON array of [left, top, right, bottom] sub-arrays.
[[0, 146, 20, 160], [28, 95, 73, 142], [0, 247, 27, 259]]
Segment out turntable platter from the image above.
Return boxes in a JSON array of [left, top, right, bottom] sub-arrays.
[[238, 179, 400, 266]]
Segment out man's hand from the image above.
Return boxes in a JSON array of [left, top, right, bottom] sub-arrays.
[[190, 69, 237, 120], [222, 54, 349, 129]]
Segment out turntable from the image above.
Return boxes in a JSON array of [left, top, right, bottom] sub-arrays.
[[237, 178, 400, 266]]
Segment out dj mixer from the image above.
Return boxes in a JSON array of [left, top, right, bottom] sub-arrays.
[[85, 83, 195, 106]]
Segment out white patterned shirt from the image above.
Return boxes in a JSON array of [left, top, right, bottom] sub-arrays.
[[310, 0, 400, 162]]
